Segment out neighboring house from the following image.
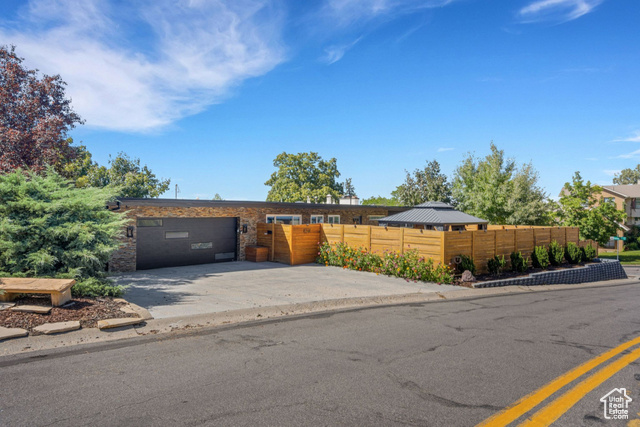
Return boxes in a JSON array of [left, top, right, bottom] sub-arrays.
[[108, 198, 409, 272], [601, 184, 637, 250], [377, 201, 489, 231], [601, 184, 639, 227]]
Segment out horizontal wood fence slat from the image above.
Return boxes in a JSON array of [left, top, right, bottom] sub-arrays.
[[256, 223, 598, 272]]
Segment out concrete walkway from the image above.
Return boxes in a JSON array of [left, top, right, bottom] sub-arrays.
[[112, 261, 463, 319]]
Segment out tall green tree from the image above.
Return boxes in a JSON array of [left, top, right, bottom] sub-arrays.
[[559, 172, 626, 245], [451, 143, 552, 225], [62, 146, 170, 198], [265, 152, 342, 203], [0, 46, 83, 174], [361, 195, 401, 206], [0, 169, 126, 279], [613, 166, 640, 185], [393, 160, 452, 206], [343, 178, 356, 197]]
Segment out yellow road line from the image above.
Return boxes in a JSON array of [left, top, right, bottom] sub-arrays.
[[477, 335, 640, 427], [519, 345, 640, 426]]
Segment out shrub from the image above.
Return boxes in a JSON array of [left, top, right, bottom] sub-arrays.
[[458, 255, 476, 276], [565, 242, 582, 264], [626, 242, 639, 251], [0, 169, 126, 279], [488, 255, 507, 276], [72, 278, 126, 298], [581, 244, 597, 262], [548, 240, 564, 266], [532, 246, 550, 269], [317, 242, 454, 284], [510, 251, 528, 273]]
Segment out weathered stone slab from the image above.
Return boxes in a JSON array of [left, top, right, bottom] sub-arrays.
[[0, 326, 28, 341], [11, 305, 52, 314], [120, 303, 153, 320], [0, 302, 15, 310], [33, 321, 81, 335], [97, 317, 144, 330]]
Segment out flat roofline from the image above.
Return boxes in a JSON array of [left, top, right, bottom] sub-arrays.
[[114, 198, 409, 211]]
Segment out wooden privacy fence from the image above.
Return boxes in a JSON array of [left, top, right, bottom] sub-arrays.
[[257, 223, 322, 265], [256, 223, 598, 272]]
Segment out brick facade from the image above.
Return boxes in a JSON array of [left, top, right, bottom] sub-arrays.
[[108, 199, 402, 272]]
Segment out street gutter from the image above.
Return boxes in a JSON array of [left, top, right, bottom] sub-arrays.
[[0, 277, 638, 360]]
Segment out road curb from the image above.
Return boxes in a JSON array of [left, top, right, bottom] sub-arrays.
[[1, 278, 637, 357]]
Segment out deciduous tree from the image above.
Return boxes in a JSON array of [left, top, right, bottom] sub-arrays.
[[451, 143, 553, 225], [393, 160, 452, 206], [0, 46, 83, 174], [559, 172, 626, 245], [265, 152, 342, 203], [361, 195, 401, 206], [62, 147, 170, 198], [613, 166, 640, 185]]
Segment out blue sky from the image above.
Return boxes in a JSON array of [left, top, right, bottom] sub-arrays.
[[1, 0, 638, 201]]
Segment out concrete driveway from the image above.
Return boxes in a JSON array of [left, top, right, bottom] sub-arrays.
[[111, 261, 463, 319]]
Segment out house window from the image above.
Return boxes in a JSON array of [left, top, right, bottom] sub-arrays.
[[166, 231, 189, 239], [310, 215, 324, 224], [327, 215, 340, 224], [368, 215, 385, 221], [604, 197, 615, 204], [266, 214, 302, 225]]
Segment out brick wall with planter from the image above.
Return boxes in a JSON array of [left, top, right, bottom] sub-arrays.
[[472, 259, 627, 288], [108, 199, 401, 272]]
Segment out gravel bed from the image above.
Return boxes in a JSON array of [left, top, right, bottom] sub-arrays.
[[0, 295, 138, 334]]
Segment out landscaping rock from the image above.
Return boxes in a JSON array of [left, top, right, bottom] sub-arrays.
[[33, 321, 81, 335], [0, 302, 16, 310], [97, 317, 144, 330], [11, 305, 52, 314], [461, 270, 476, 282], [120, 303, 153, 320], [0, 326, 28, 340]]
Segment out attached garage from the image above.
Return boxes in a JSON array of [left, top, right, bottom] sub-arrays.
[[136, 217, 238, 270]]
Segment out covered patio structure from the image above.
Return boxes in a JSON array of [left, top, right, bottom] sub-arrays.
[[377, 201, 489, 231]]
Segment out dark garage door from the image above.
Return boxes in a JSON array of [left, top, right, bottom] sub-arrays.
[[136, 217, 237, 270]]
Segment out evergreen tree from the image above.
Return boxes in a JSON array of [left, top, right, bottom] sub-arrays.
[[0, 169, 126, 281]]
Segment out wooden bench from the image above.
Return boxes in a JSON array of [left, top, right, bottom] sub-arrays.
[[0, 278, 75, 306]]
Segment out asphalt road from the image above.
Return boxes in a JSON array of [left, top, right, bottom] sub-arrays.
[[2, 282, 640, 426]]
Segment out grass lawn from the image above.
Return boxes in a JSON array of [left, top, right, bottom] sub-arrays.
[[599, 250, 640, 265]]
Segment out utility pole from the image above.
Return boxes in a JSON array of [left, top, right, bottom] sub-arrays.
[[175, 184, 180, 199]]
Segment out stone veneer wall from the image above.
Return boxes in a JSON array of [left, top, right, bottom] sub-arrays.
[[108, 204, 392, 272], [472, 259, 627, 288]]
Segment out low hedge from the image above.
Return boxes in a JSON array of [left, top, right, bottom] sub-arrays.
[[317, 242, 454, 284]]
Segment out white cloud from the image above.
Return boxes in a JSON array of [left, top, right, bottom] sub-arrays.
[[437, 147, 454, 152], [603, 169, 621, 176], [0, 0, 286, 132], [617, 150, 640, 159], [323, 0, 458, 28], [518, 0, 603, 23], [322, 37, 362, 64], [612, 131, 640, 143]]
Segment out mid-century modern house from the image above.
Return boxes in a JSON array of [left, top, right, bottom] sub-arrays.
[[377, 201, 489, 231], [108, 198, 410, 272]]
